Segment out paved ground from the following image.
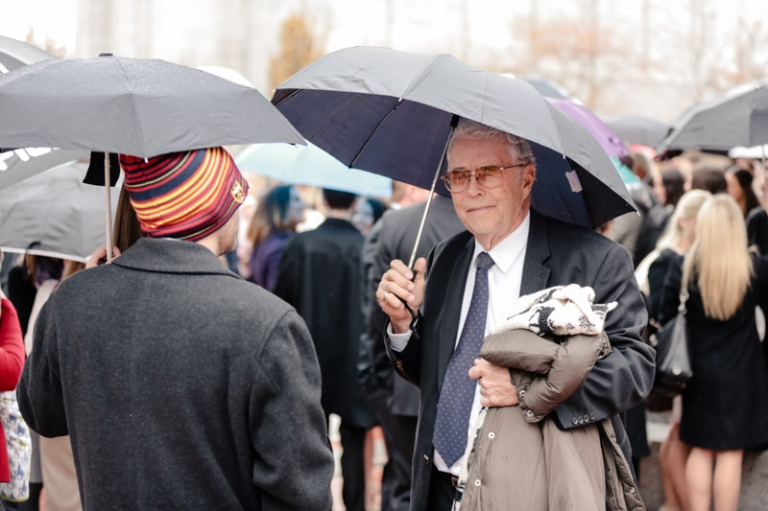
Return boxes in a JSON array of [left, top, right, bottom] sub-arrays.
[[330, 415, 386, 511]]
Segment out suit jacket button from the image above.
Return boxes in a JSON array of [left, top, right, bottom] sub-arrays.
[[578, 417, 584, 424], [423, 454, 429, 465], [583, 414, 590, 422], [590, 413, 596, 420], [572, 417, 578, 425], [526, 410, 534, 418]]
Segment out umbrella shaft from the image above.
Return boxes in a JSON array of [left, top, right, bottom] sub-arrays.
[[104, 153, 113, 262], [407, 115, 459, 270]]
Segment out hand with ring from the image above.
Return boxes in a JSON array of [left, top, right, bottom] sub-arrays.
[[376, 258, 427, 334]]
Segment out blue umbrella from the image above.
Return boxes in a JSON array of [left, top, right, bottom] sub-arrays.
[[235, 142, 392, 197]]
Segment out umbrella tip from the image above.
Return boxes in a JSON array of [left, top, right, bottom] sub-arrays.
[[99, 53, 113, 57]]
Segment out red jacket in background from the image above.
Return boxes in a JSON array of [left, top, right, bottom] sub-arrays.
[[0, 298, 26, 482]]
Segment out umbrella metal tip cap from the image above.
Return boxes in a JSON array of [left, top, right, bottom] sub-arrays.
[[99, 53, 113, 57]]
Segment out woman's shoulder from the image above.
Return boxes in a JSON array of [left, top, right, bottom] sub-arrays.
[[751, 251, 768, 279], [650, 248, 681, 271]]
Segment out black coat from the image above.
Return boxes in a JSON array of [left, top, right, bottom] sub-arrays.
[[647, 248, 681, 322], [17, 238, 335, 511], [659, 254, 768, 450], [747, 206, 768, 255], [386, 211, 656, 511], [274, 218, 375, 428]]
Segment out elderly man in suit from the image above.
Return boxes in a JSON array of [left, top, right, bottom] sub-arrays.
[[377, 119, 655, 510]]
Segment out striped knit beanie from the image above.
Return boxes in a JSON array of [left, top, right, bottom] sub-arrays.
[[118, 147, 248, 241]]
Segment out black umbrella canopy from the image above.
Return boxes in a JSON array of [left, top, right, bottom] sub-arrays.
[[0, 55, 306, 158], [659, 81, 768, 153], [273, 47, 635, 228]]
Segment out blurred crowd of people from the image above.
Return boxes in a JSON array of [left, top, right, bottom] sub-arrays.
[[606, 149, 768, 511], [2, 143, 768, 511]]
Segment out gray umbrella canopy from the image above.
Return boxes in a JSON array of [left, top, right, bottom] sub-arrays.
[[0, 36, 87, 190], [273, 47, 635, 229], [603, 115, 670, 149], [0, 55, 305, 158], [0, 160, 120, 262], [0, 35, 57, 73], [659, 81, 768, 153]]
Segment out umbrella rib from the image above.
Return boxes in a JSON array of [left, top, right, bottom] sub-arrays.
[[115, 58, 149, 157], [272, 88, 301, 106], [349, 99, 407, 168]]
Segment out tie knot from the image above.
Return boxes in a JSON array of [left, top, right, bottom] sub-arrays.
[[476, 252, 495, 271]]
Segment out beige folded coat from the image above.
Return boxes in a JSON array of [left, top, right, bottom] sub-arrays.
[[453, 329, 645, 511]]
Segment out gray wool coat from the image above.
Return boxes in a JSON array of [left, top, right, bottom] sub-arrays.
[[17, 238, 335, 511]]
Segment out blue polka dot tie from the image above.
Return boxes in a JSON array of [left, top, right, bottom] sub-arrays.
[[432, 251, 495, 467]]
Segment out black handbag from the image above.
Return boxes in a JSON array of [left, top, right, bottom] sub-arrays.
[[651, 287, 693, 398]]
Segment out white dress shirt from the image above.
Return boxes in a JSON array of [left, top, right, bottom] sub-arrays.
[[389, 211, 530, 475]]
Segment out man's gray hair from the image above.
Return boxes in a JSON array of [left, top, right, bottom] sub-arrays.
[[446, 119, 536, 168]]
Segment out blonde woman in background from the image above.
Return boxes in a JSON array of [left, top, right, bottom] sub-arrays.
[[657, 195, 768, 511], [638, 189, 710, 511]]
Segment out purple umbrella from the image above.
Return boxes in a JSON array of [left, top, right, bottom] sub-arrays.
[[547, 98, 630, 159]]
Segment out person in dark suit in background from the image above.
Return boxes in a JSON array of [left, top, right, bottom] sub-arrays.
[[376, 119, 655, 510], [274, 188, 376, 511], [360, 183, 464, 511]]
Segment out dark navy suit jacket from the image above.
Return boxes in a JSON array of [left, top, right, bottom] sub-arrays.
[[385, 210, 656, 511]]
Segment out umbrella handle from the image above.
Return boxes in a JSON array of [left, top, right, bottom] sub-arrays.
[[401, 114, 460, 330]]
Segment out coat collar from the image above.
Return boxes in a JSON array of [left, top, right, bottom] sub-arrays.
[[520, 210, 552, 296], [318, 217, 358, 231], [111, 238, 241, 277]]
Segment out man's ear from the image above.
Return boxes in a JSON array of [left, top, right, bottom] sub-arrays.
[[523, 164, 536, 195]]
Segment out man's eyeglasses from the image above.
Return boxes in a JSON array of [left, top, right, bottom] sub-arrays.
[[441, 163, 528, 193]]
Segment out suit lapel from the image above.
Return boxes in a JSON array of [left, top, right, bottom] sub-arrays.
[[437, 236, 474, 389], [520, 211, 552, 296]]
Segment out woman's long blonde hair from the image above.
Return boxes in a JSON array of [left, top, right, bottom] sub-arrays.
[[683, 194, 753, 320], [655, 189, 711, 251]]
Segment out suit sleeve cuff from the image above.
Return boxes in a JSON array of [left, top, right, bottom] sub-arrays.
[[386, 323, 412, 352]]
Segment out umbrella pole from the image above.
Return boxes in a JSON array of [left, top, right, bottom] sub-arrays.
[[406, 115, 460, 270], [763, 145, 767, 204], [104, 152, 113, 262]]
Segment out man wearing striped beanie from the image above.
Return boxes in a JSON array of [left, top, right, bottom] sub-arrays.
[[18, 147, 335, 510], [119, 146, 248, 244]]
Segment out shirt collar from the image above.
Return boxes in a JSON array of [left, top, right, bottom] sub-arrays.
[[472, 210, 531, 274]]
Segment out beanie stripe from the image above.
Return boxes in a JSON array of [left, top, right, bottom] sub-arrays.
[[119, 147, 248, 241]]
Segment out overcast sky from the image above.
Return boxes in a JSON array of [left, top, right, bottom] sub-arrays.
[[2, 0, 767, 121], [3, 0, 767, 58]]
